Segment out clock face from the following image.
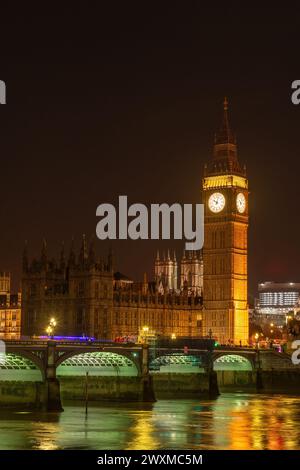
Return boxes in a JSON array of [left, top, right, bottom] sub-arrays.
[[236, 193, 246, 213], [208, 192, 226, 213]]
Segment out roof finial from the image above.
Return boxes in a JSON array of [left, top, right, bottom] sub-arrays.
[[224, 96, 228, 111], [214, 96, 235, 146]]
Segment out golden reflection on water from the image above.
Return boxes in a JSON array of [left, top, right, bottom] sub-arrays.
[[1, 394, 300, 450], [126, 410, 160, 450], [214, 395, 300, 450], [30, 422, 61, 450]]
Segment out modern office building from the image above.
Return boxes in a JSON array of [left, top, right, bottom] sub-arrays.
[[258, 282, 300, 314], [254, 282, 300, 326]]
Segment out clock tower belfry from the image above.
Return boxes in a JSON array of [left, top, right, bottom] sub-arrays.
[[202, 98, 249, 345]]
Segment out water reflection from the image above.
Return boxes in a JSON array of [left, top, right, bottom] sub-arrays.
[[0, 394, 300, 450]]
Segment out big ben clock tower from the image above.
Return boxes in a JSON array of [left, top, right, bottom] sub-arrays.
[[202, 98, 249, 345]]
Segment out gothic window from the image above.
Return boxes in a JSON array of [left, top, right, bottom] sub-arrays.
[[78, 281, 85, 297], [76, 308, 84, 326], [212, 231, 217, 249], [95, 282, 99, 299], [103, 309, 108, 326], [220, 230, 225, 248], [212, 259, 217, 275], [103, 285, 108, 299], [29, 284, 36, 297], [95, 308, 99, 326]]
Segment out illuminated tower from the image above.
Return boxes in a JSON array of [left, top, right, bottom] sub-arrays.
[[202, 98, 249, 345], [154, 250, 178, 291], [180, 250, 203, 295]]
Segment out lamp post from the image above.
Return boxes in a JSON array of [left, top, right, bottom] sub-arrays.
[[46, 318, 57, 339], [142, 325, 149, 344], [254, 332, 259, 350], [286, 315, 292, 325], [46, 325, 53, 338]]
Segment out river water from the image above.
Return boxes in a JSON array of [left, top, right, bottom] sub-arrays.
[[0, 393, 299, 450]]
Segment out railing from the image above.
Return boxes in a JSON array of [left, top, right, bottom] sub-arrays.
[[4, 339, 144, 349]]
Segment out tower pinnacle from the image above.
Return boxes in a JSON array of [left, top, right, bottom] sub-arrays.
[[224, 96, 228, 111], [215, 96, 235, 146], [205, 98, 245, 177]]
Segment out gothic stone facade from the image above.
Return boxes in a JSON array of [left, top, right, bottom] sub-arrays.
[[154, 250, 203, 295], [0, 272, 21, 339], [112, 291, 202, 339], [21, 238, 114, 338], [21, 239, 201, 339]]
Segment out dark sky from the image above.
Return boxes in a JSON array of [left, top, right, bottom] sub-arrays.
[[0, 4, 299, 298]]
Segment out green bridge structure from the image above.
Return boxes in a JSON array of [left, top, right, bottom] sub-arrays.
[[0, 340, 299, 410]]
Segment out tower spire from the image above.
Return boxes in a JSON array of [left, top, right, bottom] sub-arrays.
[[41, 238, 47, 268], [68, 237, 76, 267], [60, 241, 65, 269], [215, 96, 235, 145], [23, 240, 29, 272], [79, 234, 88, 265], [205, 97, 245, 176], [88, 236, 96, 265]]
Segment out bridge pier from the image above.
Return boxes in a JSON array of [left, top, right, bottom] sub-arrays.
[[206, 352, 219, 398], [255, 349, 263, 392], [141, 345, 156, 402], [44, 341, 63, 411]]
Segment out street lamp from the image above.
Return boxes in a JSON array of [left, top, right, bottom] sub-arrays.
[[46, 325, 53, 337], [46, 317, 57, 339], [142, 325, 149, 344], [254, 332, 259, 350], [171, 333, 176, 340]]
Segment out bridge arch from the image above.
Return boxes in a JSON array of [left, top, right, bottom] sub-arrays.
[[0, 352, 43, 381], [150, 353, 203, 373], [56, 351, 139, 377], [213, 353, 254, 371]]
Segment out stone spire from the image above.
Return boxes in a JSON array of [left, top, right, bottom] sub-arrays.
[[88, 236, 96, 265], [41, 238, 47, 269], [205, 97, 244, 176], [108, 246, 114, 272], [79, 234, 88, 266], [60, 241, 65, 269], [23, 240, 28, 272], [214, 97, 235, 146], [68, 237, 76, 267]]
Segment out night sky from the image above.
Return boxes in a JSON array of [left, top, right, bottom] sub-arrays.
[[0, 4, 299, 299]]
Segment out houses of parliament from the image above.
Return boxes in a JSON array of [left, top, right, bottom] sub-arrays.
[[21, 100, 249, 345]]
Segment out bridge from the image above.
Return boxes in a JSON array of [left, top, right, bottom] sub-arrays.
[[0, 340, 298, 410], [1, 340, 154, 410]]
